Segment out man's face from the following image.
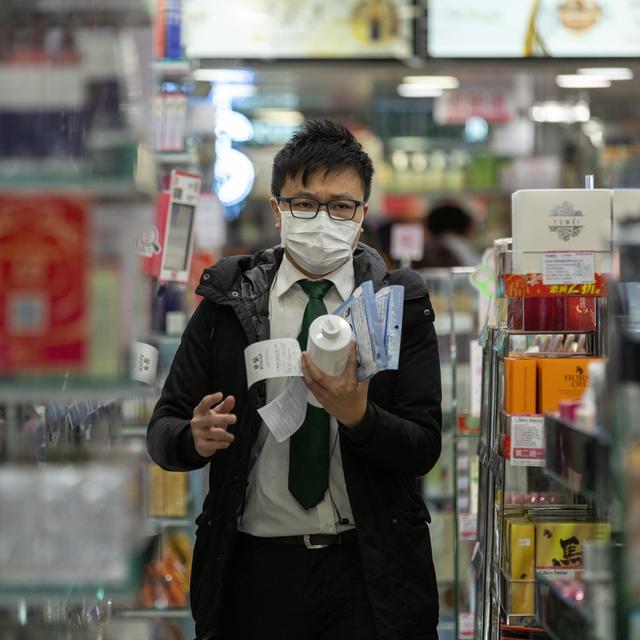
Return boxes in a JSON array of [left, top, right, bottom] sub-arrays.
[[270, 167, 368, 232]]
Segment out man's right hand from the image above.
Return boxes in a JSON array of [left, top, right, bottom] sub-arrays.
[[191, 392, 237, 458]]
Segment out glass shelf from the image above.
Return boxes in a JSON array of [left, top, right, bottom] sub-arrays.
[[116, 607, 191, 619], [544, 415, 610, 505], [155, 152, 198, 165], [536, 576, 590, 640], [0, 378, 156, 402], [145, 518, 193, 530], [0, 175, 145, 200], [152, 59, 192, 77]]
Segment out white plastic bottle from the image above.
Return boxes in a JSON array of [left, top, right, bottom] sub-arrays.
[[306, 314, 353, 408]]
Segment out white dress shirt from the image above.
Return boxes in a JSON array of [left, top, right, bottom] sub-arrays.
[[238, 254, 356, 536]]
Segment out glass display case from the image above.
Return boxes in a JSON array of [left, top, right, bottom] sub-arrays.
[[419, 267, 483, 640]]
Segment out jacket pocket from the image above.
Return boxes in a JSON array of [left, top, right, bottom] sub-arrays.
[[402, 295, 435, 330]]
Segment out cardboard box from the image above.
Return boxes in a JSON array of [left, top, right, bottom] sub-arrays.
[[507, 519, 536, 580], [512, 189, 612, 274], [504, 357, 538, 414], [501, 517, 536, 615], [537, 357, 606, 414], [535, 521, 611, 578], [147, 465, 189, 518], [0, 195, 88, 373]]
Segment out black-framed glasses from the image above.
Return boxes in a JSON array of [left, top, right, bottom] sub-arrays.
[[276, 196, 365, 221]]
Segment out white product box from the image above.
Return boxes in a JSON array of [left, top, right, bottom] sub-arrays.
[[511, 189, 612, 274]]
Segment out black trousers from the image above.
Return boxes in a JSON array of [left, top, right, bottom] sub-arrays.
[[221, 533, 379, 640]]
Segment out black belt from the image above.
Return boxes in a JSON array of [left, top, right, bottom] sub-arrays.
[[238, 529, 358, 550]]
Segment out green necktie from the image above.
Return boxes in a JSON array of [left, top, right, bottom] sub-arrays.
[[288, 279, 334, 509]]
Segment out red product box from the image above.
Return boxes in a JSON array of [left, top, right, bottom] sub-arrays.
[[0, 195, 88, 372]]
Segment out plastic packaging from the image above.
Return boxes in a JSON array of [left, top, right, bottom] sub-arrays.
[[334, 281, 404, 381]]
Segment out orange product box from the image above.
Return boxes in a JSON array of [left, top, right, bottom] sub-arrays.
[[537, 358, 606, 414], [504, 357, 538, 414]]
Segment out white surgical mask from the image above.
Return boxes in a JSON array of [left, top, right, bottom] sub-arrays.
[[279, 209, 361, 275]]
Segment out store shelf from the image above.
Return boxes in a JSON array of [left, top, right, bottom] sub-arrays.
[[152, 59, 192, 77], [425, 494, 456, 504], [155, 152, 198, 165], [0, 172, 145, 200], [120, 425, 148, 438], [117, 607, 191, 619], [491, 329, 596, 358], [0, 378, 156, 402], [536, 576, 590, 640], [544, 415, 610, 505], [4, 0, 151, 26], [145, 518, 193, 529]]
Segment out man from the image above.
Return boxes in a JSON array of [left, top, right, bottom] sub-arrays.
[[418, 201, 481, 268], [147, 120, 442, 640]]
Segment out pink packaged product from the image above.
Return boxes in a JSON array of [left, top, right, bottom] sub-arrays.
[[559, 400, 580, 422]]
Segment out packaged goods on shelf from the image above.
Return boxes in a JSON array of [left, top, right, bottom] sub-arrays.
[[537, 358, 606, 414], [139, 530, 192, 610], [504, 518, 535, 615], [0, 195, 88, 373], [0, 196, 146, 381], [511, 189, 612, 274], [503, 358, 537, 414], [534, 521, 611, 579], [154, 0, 183, 60], [0, 461, 140, 590], [508, 296, 597, 333], [152, 93, 188, 153], [147, 465, 189, 517]]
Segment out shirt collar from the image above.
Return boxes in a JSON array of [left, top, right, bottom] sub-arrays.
[[273, 254, 354, 302]]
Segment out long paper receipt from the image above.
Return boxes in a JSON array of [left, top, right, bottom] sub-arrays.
[[258, 377, 309, 443], [244, 338, 302, 388]]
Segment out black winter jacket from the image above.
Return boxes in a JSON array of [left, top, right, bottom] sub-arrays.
[[147, 244, 443, 640]]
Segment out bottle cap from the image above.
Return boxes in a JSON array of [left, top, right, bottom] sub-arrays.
[[321, 318, 340, 339]]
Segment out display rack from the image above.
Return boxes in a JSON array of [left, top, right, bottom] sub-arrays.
[[473, 235, 614, 640], [0, 2, 188, 638], [420, 267, 482, 640]]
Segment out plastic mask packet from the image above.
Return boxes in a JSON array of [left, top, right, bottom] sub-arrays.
[[334, 281, 384, 380], [374, 285, 404, 371], [334, 281, 404, 381]]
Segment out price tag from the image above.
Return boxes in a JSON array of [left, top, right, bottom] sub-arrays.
[[542, 251, 595, 285], [458, 513, 477, 540], [510, 415, 545, 467], [470, 339, 483, 418], [459, 612, 475, 638]]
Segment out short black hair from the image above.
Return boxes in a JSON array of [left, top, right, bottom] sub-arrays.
[[427, 202, 474, 236], [271, 119, 374, 201]]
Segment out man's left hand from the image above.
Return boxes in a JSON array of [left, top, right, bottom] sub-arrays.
[[301, 342, 369, 429]]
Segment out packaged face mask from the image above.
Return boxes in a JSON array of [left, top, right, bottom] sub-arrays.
[[279, 209, 360, 275]]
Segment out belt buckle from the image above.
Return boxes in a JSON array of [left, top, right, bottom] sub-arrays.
[[303, 534, 329, 550]]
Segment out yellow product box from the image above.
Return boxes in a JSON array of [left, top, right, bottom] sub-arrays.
[[508, 519, 536, 579], [535, 521, 611, 577], [504, 357, 538, 415], [504, 518, 536, 615], [147, 464, 189, 517], [537, 358, 606, 414]]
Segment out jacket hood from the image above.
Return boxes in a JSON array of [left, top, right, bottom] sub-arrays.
[[195, 242, 427, 303]]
